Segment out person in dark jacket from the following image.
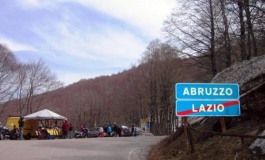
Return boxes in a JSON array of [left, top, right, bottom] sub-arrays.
[[68, 123, 73, 139], [18, 117, 24, 140], [113, 122, 118, 137], [131, 125, 135, 136]]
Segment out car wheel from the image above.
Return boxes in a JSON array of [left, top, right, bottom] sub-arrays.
[[0, 133, 3, 140], [10, 134, 18, 140], [24, 134, 31, 140], [75, 134, 79, 138]]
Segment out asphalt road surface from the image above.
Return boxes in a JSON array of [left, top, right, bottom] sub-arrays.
[[0, 135, 166, 160]]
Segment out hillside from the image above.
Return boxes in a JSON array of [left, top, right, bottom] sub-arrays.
[[0, 57, 211, 129], [148, 55, 265, 159]]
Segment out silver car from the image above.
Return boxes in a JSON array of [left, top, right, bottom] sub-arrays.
[[89, 127, 103, 137]]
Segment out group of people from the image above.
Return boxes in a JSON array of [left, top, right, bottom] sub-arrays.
[[107, 123, 137, 137], [15, 117, 139, 140], [74, 122, 138, 138], [10, 117, 75, 140]]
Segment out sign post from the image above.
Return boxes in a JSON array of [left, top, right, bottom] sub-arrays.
[[183, 117, 190, 153], [176, 83, 240, 153]]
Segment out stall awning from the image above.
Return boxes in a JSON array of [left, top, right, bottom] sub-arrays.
[[24, 109, 67, 120]]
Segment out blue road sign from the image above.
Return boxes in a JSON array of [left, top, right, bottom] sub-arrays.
[[176, 100, 240, 116], [176, 83, 239, 100], [175, 83, 240, 117]]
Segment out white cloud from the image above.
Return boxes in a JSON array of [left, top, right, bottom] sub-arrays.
[[17, 0, 176, 39], [87, 29, 146, 60], [31, 19, 146, 67], [16, 0, 175, 60], [12, 0, 176, 85], [57, 72, 88, 85], [32, 22, 92, 59], [57, 71, 110, 85], [15, 0, 56, 9], [0, 35, 37, 52], [75, 0, 176, 38]]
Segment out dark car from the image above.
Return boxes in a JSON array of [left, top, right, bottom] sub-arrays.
[[0, 122, 9, 140], [0, 122, 4, 140], [120, 126, 131, 137], [89, 127, 102, 137]]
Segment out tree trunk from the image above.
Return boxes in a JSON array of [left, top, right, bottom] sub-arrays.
[[210, 0, 217, 76], [238, 0, 247, 61], [220, 0, 231, 67], [244, 0, 258, 57]]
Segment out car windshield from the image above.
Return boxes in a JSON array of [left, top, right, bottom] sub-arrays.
[[121, 126, 128, 129]]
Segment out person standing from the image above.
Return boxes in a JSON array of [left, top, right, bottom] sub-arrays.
[[18, 117, 24, 140], [131, 125, 135, 136], [80, 124, 84, 132], [68, 123, 73, 139], [113, 122, 118, 137], [62, 120, 70, 139], [107, 125, 112, 137], [99, 127, 104, 138]]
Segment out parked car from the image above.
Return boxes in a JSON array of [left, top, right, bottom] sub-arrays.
[[134, 127, 143, 136], [0, 122, 9, 140], [89, 127, 103, 137], [120, 126, 131, 137]]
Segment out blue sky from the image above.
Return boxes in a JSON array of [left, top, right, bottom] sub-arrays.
[[0, 0, 175, 85]]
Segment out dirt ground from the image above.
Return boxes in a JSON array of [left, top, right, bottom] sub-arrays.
[[148, 117, 265, 160]]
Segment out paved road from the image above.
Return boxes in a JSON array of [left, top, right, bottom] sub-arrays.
[[0, 135, 166, 160]]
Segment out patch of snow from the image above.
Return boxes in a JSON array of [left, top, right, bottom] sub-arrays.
[[249, 130, 265, 155]]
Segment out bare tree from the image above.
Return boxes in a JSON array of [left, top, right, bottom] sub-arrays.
[[141, 40, 181, 135], [226, 0, 264, 60], [220, 0, 232, 67], [0, 44, 19, 116], [237, 0, 248, 60], [244, 0, 258, 57], [164, 0, 265, 74], [15, 59, 62, 115], [164, 0, 219, 76]]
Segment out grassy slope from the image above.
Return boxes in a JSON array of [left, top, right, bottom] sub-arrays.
[[148, 117, 265, 160]]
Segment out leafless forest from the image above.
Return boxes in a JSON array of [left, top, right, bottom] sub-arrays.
[[0, 0, 264, 135]]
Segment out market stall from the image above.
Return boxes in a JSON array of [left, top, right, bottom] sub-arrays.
[[24, 109, 67, 139]]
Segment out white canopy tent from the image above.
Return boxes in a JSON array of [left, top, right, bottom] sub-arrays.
[[24, 109, 67, 120]]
